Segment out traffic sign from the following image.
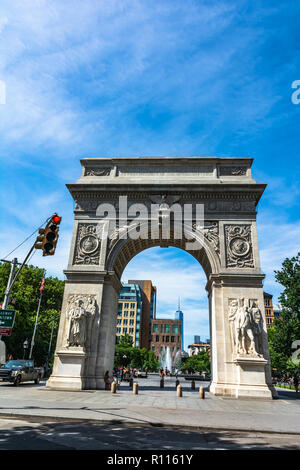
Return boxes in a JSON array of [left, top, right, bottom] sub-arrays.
[[0, 310, 16, 328], [0, 328, 11, 336]]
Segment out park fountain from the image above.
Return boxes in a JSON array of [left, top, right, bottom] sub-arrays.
[[160, 346, 172, 372], [174, 349, 182, 369]]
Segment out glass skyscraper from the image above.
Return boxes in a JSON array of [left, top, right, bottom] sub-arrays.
[[174, 301, 184, 351], [117, 283, 143, 347]]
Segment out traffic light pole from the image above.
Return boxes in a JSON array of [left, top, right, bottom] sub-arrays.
[[3, 244, 36, 299], [0, 244, 37, 344], [0, 214, 61, 343], [1, 257, 19, 310], [0, 257, 21, 342]]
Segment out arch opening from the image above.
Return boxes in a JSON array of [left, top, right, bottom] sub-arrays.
[[106, 223, 220, 282], [121, 246, 210, 353]]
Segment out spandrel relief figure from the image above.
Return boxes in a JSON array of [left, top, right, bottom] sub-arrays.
[[250, 301, 263, 354], [65, 295, 97, 350], [67, 299, 88, 348], [228, 298, 263, 357], [228, 299, 239, 349]]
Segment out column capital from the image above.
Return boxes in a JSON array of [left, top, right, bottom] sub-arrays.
[[63, 269, 122, 291], [206, 272, 265, 291]]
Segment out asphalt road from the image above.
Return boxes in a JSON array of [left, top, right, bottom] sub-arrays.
[[0, 416, 299, 450], [0, 374, 299, 451]]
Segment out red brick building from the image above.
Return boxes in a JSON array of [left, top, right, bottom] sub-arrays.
[[150, 318, 182, 363], [264, 291, 275, 328]]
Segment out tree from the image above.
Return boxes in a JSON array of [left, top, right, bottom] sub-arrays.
[[0, 263, 64, 365], [268, 253, 300, 377], [181, 350, 211, 374], [274, 252, 300, 317], [114, 335, 159, 371]]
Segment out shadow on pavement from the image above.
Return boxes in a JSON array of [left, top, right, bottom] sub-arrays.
[[0, 419, 299, 450], [276, 389, 300, 400]]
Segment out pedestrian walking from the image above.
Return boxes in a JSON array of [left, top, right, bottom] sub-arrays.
[[104, 370, 111, 390]]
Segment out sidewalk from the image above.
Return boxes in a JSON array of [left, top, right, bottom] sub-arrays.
[[0, 376, 299, 435]]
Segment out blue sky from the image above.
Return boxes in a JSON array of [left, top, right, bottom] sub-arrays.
[[0, 1, 299, 349]]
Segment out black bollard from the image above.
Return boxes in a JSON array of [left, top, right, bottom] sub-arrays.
[[160, 378, 164, 388], [191, 379, 195, 390], [129, 377, 133, 388]]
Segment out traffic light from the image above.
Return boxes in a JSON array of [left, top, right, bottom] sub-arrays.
[[34, 214, 62, 256], [43, 214, 62, 256], [34, 228, 46, 250]]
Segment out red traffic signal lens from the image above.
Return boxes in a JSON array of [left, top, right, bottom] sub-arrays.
[[51, 214, 61, 224]]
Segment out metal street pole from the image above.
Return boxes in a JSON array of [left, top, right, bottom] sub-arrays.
[[46, 319, 55, 374], [5, 245, 36, 298], [2, 258, 18, 310], [0, 258, 20, 342], [29, 290, 43, 360]]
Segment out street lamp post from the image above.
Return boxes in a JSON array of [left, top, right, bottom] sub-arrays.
[[23, 339, 29, 359]]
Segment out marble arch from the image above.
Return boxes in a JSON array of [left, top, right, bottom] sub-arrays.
[[47, 157, 277, 399]]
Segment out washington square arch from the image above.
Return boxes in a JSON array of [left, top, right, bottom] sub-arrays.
[[46, 156, 277, 399]]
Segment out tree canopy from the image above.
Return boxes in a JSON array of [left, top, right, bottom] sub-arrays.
[[268, 253, 300, 377], [114, 334, 159, 371], [0, 262, 64, 365], [181, 350, 211, 374], [274, 252, 300, 317]]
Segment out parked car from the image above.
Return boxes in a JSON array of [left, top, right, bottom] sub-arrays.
[[0, 360, 44, 386]]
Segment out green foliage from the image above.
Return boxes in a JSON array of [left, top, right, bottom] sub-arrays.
[[118, 333, 134, 348], [114, 335, 159, 371], [181, 350, 211, 374], [0, 263, 64, 365], [268, 312, 300, 375], [274, 252, 300, 317], [268, 253, 300, 376]]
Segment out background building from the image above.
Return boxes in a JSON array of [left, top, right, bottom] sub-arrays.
[[150, 318, 182, 365], [117, 283, 143, 347], [188, 338, 210, 356], [264, 291, 276, 328], [128, 280, 156, 350], [174, 300, 184, 350], [117, 280, 156, 349]]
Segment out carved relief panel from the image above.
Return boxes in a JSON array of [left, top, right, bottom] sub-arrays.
[[193, 221, 220, 259], [224, 224, 254, 268], [227, 298, 264, 357], [64, 294, 98, 350], [73, 223, 101, 265]]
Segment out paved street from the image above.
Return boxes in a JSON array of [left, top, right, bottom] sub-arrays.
[[0, 374, 299, 450], [0, 416, 300, 450]]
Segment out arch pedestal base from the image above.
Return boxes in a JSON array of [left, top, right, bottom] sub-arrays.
[[210, 356, 276, 399], [46, 349, 88, 391]]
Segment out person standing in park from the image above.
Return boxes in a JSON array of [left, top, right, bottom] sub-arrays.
[[104, 371, 111, 390], [294, 375, 299, 393]]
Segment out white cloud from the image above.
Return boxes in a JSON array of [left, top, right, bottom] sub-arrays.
[[0, 0, 282, 158]]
